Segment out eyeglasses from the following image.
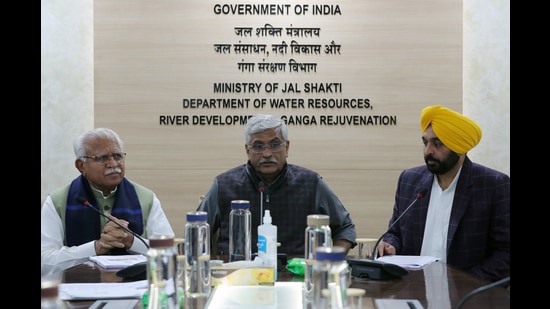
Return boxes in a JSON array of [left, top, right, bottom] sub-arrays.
[[81, 152, 126, 164], [247, 142, 286, 153]]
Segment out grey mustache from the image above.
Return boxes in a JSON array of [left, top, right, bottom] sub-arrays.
[[105, 167, 122, 175], [259, 159, 277, 164]]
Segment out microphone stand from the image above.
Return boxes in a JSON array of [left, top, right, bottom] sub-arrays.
[[456, 276, 510, 309], [76, 197, 150, 249], [77, 197, 150, 280], [259, 182, 265, 225], [371, 189, 428, 260], [346, 189, 428, 280]]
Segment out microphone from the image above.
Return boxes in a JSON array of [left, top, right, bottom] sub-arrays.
[[456, 276, 510, 309], [259, 181, 265, 225], [76, 197, 150, 249], [347, 188, 428, 280], [371, 188, 429, 260]]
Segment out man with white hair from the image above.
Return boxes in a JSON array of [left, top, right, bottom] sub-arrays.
[[41, 128, 174, 276]]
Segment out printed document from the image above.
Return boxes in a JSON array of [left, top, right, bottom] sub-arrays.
[[376, 255, 439, 270], [59, 280, 148, 300], [89, 254, 147, 269]]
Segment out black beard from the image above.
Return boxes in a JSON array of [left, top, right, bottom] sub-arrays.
[[425, 151, 460, 174]]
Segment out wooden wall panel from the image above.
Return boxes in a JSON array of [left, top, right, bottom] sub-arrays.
[[95, 0, 462, 248]]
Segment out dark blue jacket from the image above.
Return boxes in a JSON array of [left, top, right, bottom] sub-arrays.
[[198, 162, 356, 256], [384, 156, 510, 283]]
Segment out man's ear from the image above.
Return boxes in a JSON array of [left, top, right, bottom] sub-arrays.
[[75, 158, 84, 173]]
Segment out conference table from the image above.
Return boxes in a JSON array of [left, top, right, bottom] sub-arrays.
[[59, 258, 509, 308]]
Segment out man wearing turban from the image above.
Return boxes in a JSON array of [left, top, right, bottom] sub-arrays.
[[376, 105, 510, 284]]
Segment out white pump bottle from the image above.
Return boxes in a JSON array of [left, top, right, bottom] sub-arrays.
[[258, 210, 277, 279]]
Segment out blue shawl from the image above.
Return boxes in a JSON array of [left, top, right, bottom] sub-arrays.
[[64, 175, 144, 249]]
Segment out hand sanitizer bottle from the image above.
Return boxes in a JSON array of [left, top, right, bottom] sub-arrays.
[[258, 210, 277, 281]]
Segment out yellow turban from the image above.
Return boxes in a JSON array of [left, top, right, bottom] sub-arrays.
[[420, 105, 482, 154]]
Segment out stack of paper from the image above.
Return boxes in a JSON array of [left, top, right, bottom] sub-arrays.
[[376, 255, 439, 270], [89, 254, 147, 269], [59, 280, 148, 300]]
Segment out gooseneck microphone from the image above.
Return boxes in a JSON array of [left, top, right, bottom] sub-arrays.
[[347, 188, 428, 280], [456, 276, 510, 309], [76, 197, 150, 249], [371, 188, 429, 260], [259, 181, 265, 225]]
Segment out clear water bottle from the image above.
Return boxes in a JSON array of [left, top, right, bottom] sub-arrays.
[[229, 200, 252, 262], [183, 211, 211, 308], [304, 214, 332, 301], [146, 235, 178, 309], [312, 246, 350, 309]]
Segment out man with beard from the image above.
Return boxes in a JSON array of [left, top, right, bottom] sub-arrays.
[[376, 105, 510, 284], [41, 128, 174, 276]]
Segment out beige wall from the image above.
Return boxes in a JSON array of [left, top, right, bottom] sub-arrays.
[[41, 0, 509, 257]]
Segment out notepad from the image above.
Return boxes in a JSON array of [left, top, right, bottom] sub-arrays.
[[89, 254, 147, 269]]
